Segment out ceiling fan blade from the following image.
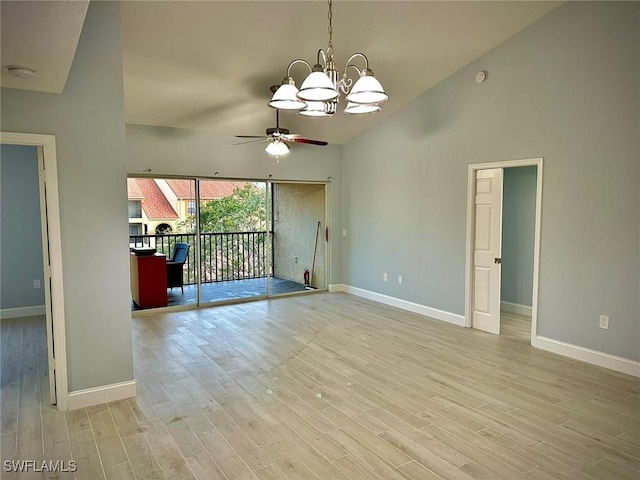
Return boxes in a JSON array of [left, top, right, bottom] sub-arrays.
[[290, 138, 328, 146], [233, 138, 269, 146], [235, 135, 267, 138]]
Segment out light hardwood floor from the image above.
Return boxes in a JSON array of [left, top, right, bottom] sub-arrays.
[[1, 293, 639, 479]]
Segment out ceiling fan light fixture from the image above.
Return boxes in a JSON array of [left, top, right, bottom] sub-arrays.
[[344, 102, 381, 115], [346, 69, 388, 105], [265, 139, 290, 156], [268, 78, 307, 110], [236, 106, 328, 153]]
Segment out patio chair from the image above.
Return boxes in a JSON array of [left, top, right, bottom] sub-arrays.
[[167, 243, 190, 294]]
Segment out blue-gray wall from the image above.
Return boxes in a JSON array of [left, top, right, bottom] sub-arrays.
[[501, 166, 537, 308], [342, 2, 639, 361], [1, 2, 133, 391], [0, 145, 45, 310]]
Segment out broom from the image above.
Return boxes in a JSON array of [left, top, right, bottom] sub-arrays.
[[306, 221, 321, 290]]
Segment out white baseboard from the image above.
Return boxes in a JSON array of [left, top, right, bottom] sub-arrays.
[[535, 336, 640, 378], [0, 305, 46, 319], [68, 380, 137, 410], [501, 301, 532, 317], [343, 285, 465, 327], [333, 287, 637, 377]]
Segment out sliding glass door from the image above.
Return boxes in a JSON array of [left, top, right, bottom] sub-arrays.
[[128, 176, 327, 312], [197, 180, 269, 304]]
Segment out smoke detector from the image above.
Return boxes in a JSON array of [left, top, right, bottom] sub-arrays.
[[6, 66, 35, 79]]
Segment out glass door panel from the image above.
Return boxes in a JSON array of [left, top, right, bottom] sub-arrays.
[[269, 182, 327, 296], [198, 180, 268, 304], [128, 177, 196, 311]]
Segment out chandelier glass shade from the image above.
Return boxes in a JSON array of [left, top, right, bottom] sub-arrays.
[[346, 70, 388, 104], [298, 67, 340, 102], [298, 101, 330, 117], [268, 82, 306, 110], [268, 0, 387, 117], [344, 102, 381, 115]]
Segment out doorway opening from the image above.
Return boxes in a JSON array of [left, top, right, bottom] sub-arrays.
[[465, 158, 543, 346], [0, 132, 68, 411], [128, 176, 328, 312], [271, 182, 328, 293]]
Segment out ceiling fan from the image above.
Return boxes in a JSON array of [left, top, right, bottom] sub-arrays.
[[234, 87, 328, 157]]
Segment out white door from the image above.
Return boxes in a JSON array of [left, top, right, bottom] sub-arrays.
[[37, 148, 56, 404], [472, 168, 503, 334]]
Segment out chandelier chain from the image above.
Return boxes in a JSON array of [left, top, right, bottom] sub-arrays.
[[327, 0, 333, 52]]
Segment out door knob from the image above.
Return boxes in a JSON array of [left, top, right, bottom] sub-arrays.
[[494, 257, 502, 264]]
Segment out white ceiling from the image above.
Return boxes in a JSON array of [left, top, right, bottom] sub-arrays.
[[1, 1, 561, 145], [0, 0, 89, 93]]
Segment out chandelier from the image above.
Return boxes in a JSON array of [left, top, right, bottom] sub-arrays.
[[268, 0, 388, 117]]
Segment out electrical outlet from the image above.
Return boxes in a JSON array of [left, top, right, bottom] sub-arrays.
[[599, 315, 609, 329], [398, 275, 403, 284], [34, 279, 41, 289], [342, 228, 347, 237], [294, 256, 298, 264], [383, 272, 388, 282]]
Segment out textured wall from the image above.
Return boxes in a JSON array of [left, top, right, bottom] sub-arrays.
[[273, 183, 326, 287], [343, 2, 639, 360], [0, 145, 45, 310]]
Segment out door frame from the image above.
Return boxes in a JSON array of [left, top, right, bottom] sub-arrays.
[[267, 179, 329, 296], [0, 131, 69, 410], [465, 158, 543, 346]]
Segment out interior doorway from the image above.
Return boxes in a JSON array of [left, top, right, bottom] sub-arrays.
[[0, 132, 68, 410], [500, 166, 538, 342], [465, 158, 543, 346]]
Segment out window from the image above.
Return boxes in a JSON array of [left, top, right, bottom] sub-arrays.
[[129, 224, 142, 236], [155, 223, 172, 235], [187, 200, 196, 215], [128, 200, 142, 219]]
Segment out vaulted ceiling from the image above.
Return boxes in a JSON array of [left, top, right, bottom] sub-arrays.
[[1, 1, 561, 145]]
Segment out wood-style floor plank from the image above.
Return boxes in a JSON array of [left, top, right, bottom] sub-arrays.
[[184, 452, 228, 480], [86, 405, 128, 468], [121, 433, 166, 480], [69, 428, 106, 480], [1, 296, 639, 480], [104, 462, 136, 480]]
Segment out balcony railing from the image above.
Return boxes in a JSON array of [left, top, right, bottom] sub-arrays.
[[129, 232, 272, 285]]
